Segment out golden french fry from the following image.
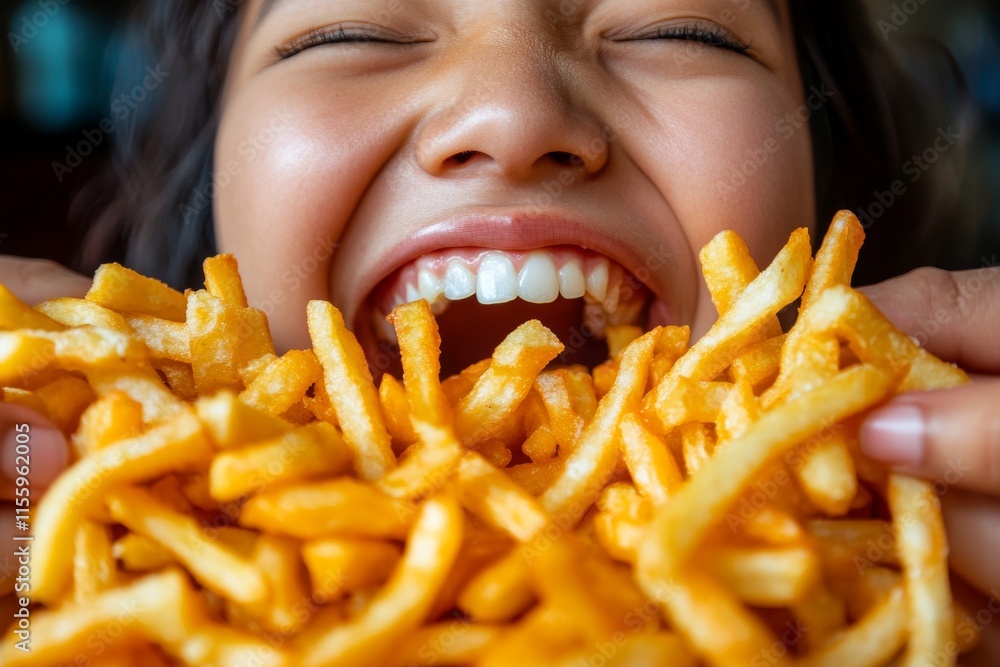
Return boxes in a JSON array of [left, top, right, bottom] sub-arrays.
[[196, 390, 291, 447], [240, 350, 323, 415], [86, 263, 187, 322], [0, 326, 147, 385], [30, 411, 212, 603], [106, 486, 268, 606], [0, 284, 65, 330], [203, 254, 249, 308], [242, 478, 413, 540], [638, 364, 896, 578], [454, 320, 563, 446], [308, 300, 396, 480], [619, 413, 683, 506], [454, 452, 549, 542], [209, 421, 352, 501], [541, 328, 659, 523], [706, 545, 820, 607], [533, 371, 585, 455], [297, 495, 464, 667], [72, 521, 117, 602], [379, 374, 417, 451], [889, 474, 954, 667], [303, 538, 401, 600], [458, 550, 535, 623], [801, 210, 866, 309], [389, 300, 451, 428], [37, 296, 133, 332], [112, 532, 174, 571], [670, 228, 811, 381], [699, 229, 783, 340], [798, 584, 907, 667]]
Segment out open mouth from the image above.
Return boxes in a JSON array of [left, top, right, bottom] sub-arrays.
[[359, 246, 662, 376]]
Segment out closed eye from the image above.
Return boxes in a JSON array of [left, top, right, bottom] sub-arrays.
[[276, 25, 425, 60], [625, 24, 751, 55]]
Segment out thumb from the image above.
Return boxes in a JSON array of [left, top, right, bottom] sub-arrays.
[[0, 403, 70, 500], [859, 379, 1000, 495]]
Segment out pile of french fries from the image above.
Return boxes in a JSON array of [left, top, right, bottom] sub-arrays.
[[0, 212, 977, 666]]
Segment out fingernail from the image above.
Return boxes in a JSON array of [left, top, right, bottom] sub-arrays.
[[1, 423, 68, 488], [860, 404, 926, 466]]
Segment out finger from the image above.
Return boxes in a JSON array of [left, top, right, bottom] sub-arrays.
[[0, 404, 69, 501], [858, 265, 1000, 373], [0, 505, 20, 595], [859, 379, 1000, 496], [942, 489, 1000, 599], [949, 574, 1000, 667], [0, 256, 91, 304]]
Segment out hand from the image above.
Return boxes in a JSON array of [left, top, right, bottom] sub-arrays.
[[0, 256, 88, 623], [859, 265, 1000, 660]]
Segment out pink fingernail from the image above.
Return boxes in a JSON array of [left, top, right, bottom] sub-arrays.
[[860, 404, 926, 466], [1, 423, 68, 488]]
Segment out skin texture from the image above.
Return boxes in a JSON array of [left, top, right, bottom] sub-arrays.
[[213, 0, 814, 356], [0, 2, 998, 660]]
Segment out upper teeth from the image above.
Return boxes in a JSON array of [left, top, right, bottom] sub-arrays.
[[518, 252, 560, 304], [373, 249, 647, 343], [477, 253, 519, 305]]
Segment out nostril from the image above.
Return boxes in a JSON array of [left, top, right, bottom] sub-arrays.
[[550, 151, 584, 167], [448, 151, 476, 165]]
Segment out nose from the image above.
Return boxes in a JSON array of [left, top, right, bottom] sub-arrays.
[[415, 39, 610, 181]]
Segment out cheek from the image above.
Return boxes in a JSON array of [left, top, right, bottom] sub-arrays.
[[213, 79, 399, 350], [629, 78, 815, 334]]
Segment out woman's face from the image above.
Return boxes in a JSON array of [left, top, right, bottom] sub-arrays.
[[215, 0, 813, 375]]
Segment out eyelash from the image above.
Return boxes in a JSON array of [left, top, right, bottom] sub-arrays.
[[275, 22, 751, 60], [276, 26, 403, 60], [644, 25, 751, 53]]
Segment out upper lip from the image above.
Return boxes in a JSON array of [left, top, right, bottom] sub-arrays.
[[345, 207, 678, 330]]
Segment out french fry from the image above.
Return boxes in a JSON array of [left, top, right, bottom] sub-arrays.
[[0, 284, 65, 330], [30, 411, 212, 603], [241, 478, 413, 540], [706, 545, 820, 607], [86, 263, 188, 322], [106, 486, 269, 607], [541, 328, 659, 523], [889, 475, 954, 667], [196, 390, 291, 447], [72, 521, 117, 602], [454, 320, 563, 446], [669, 228, 811, 381], [209, 421, 352, 501], [308, 300, 396, 480], [458, 550, 535, 622], [126, 314, 192, 362], [454, 452, 549, 542], [297, 495, 464, 667], [203, 254, 249, 308], [1, 214, 978, 667], [303, 538, 401, 600], [37, 297, 133, 332], [638, 364, 896, 579], [619, 413, 683, 506]]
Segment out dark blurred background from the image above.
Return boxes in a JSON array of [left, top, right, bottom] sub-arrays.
[[0, 0, 998, 274]]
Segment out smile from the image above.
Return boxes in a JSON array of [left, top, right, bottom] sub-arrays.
[[351, 212, 677, 376]]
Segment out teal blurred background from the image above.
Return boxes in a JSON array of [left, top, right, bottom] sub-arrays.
[[0, 0, 998, 270]]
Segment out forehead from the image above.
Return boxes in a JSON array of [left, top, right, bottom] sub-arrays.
[[251, 0, 784, 27]]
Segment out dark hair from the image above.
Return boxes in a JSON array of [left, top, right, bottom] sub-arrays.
[[75, 0, 975, 289]]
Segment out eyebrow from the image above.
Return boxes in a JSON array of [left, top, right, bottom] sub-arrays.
[[255, 0, 782, 30]]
